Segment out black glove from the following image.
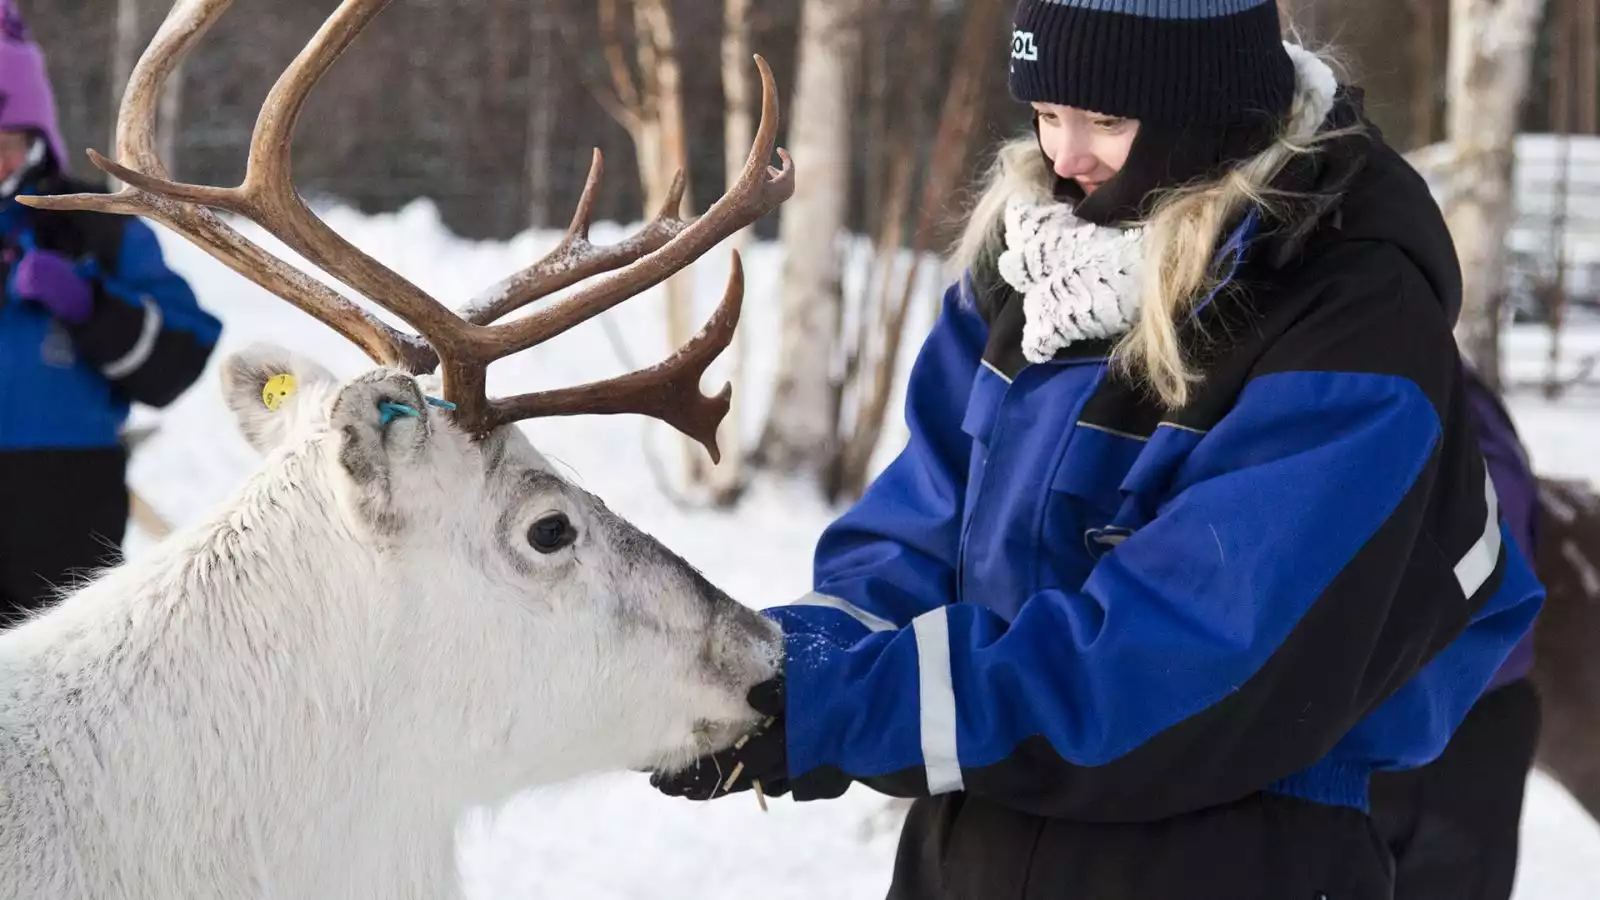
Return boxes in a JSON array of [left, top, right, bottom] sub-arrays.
[[651, 678, 792, 800]]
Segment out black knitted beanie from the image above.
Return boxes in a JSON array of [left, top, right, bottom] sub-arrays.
[[1008, 0, 1296, 125]]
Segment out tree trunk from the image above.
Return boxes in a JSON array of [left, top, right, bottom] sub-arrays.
[[831, 0, 1004, 501], [706, 0, 754, 506], [1580, 0, 1598, 135], [1291, 0, 1420, 144], [630, 0, 691, 217], [486, 0, 513, 105], [526, 1, 556, 229], [590, 0, 706, 486], [1411, 0, 1442, 148], [630, 0, 701, 486], [1444, 0, 1552, 391], [826, 0, 933, 499], [1544, 0, 1574, 399], [110, 0, 141, 187], [630, 0, 694, 334], [859, 1, 896, 240], [758, 0, 860, 477]]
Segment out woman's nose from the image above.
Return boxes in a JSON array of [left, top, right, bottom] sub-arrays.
[[1052, 152, 1098, 180], [1043, 129, 1096, 179]]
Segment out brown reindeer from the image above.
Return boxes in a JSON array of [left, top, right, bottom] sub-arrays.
[[1530, 476, 1600, 823]]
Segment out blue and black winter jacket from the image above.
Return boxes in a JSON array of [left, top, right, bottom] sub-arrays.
[[0, 174, 220, 451], [766, 134, 1545, 823]]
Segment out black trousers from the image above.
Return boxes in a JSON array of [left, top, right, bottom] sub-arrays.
[[1369, 678, 1542, 900], [887, 788, 1394, 900], [0, 448, 129, 624], [883, 682, 1541, 900]]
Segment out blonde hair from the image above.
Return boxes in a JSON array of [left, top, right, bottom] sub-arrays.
[[951, 44, 1360, 408]]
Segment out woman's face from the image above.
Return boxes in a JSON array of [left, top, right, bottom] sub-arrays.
[[1031, 103, 1139, 196], [0, 130, 36, 184]]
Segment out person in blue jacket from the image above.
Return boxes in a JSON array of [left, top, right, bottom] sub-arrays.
[[653, 2, 1546, 898], [0, 1, 220, 620]]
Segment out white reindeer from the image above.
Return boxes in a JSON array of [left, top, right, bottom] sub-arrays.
[[0, 1, 795, 897]]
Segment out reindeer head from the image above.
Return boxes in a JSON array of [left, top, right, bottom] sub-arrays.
[[209, 344, 780, 782], [21, 0, 795, 781]]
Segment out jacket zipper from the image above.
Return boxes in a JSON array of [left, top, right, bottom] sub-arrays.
[[955, 364, 1026, 604]]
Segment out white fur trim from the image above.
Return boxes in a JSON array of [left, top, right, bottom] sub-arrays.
[[1283, 42, 1339, 140]]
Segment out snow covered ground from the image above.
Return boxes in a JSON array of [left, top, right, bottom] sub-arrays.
[[121, 200, 1600, 898]]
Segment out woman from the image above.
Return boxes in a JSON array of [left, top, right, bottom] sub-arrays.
[[0, 0, 220, 620], [653, 2, 1544, 897]]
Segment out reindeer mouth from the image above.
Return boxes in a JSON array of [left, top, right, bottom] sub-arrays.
[[630, 717, 751, 776], [691, 716, 756, 755]]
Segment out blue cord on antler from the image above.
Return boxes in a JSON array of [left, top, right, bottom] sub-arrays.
[[377, 396, 456, 426]]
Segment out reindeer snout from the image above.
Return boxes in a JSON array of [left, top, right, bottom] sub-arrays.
[[706, 598, 783, 695]]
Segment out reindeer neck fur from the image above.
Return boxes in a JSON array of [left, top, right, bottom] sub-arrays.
[[0, 430, 558, 899]]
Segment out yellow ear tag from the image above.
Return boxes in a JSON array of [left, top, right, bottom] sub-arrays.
[[262, 373, 298, 412]]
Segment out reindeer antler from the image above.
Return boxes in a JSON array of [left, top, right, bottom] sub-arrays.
[[22, 0, 439, 373], [21, 0, 794, 463]]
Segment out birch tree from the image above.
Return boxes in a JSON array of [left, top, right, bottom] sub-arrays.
[[108, 0, 140, 190], [110, 0, 185, 182], [1443, 0, 1552, 390], [1411, 0, 1444, 148], [829, 0, 1004, 501], [1540, 0, 1597, 399], [628, 0, 695, 356], [591, 0, 700, 484], [526, 0, 557, 228], [706, 0, 754, 505], [757, 0, 860, 476]]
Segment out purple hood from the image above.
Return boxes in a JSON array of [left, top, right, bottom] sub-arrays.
[[0, 0, 67, 171], [1461, 363, 1540, 689]]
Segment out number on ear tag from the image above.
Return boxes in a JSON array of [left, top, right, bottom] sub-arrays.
[[262, 373, 298, 411]]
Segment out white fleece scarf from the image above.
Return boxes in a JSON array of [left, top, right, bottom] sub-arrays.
[[998, 42, 1340, 363]]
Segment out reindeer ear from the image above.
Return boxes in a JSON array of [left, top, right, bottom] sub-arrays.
[[221, 343, 340, 454]]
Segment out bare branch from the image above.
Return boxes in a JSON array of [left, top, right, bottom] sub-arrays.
[[599, 0, 643, 122]]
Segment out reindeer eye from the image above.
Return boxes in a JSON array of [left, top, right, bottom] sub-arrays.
[[528, 513, 577, 554]]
